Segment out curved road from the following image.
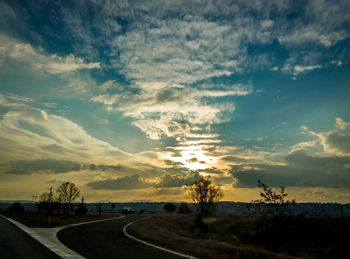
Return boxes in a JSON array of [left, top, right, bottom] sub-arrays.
[[0, 216, 60, 259], [58, 214, 182, 259]]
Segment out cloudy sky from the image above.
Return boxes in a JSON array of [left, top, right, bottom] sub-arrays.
[[1, 0, 350, 203]]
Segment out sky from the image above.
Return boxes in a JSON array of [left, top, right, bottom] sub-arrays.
[[0, 0, 350, 203]]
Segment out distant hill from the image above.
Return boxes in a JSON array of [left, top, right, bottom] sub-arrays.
[[1, 201, 349, 217]]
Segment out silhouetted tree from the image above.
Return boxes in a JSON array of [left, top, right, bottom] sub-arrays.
[[187, 176, 223, 236], [9, 202, 25, 215], [75, 196, 88, 217], [111, 203, 115, 213], [248, 180, 295, 217], [97, 203, 103, 216], [56, 182, 80, 217], [187, 176, 224, 218], [177, 202, 192, 214], [38, 186, 59, 216], [164, 203, 177, 213]]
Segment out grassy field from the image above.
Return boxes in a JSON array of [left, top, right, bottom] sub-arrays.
[[128, 214, 350, 258], [1, 211, 121, 228]]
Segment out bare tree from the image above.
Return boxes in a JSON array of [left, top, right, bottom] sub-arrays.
[[56, 182, 80, 217], [97, 203, 103, 216], [75, 196, 88, 217], [38, 186, 58, 217], [111, 203, 115, 213], [248, 180, 295, 217], [187, 176, 224, 218]]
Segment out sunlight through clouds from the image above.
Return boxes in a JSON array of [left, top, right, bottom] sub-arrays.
[[0, 0, 350, 202]]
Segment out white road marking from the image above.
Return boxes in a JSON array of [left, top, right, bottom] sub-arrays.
[[1, 214, 125, 259], [123, 217, 197, 259]]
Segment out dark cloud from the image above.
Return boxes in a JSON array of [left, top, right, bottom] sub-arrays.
[[153, 187, 185, 196], [221, 155, 247, 163], [156, 87, 187, 104], [232, 168, 296, 188], [103, 165, 135, 172], [325, 131, 350, 154], [87, 175, 151, 190], [5, 159, 81, 175], [197, 167, 224, 175], [187, 157, 198, 163], [86, 163, 139, 174], [156, 172, 199, 188], [163, 159, 184, 167], [5, 169, 31, 175], [213, 176, 234, 186], [40, 144, 68, 154], [284, 150, 350, 172], [88, 164, 97, 170], [130, 162, 188, 176], [231, 150, 350, 188]]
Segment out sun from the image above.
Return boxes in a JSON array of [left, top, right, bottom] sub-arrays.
[[169, 145, 217, 170]]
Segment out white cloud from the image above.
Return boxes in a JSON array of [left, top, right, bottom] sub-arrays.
[[278, 27, 348, 47], [110, 18, 242, 85], [0, 94, 128, 163], [282, 57, 323, 77], [38, 54, 100, 74], [260, 19, 274, 29], [65, 75, 98, 94], [92, 84, 250, 140], [293, 64, 322, 75], [0, 35, 100, 74], [98, 80, 120, 92], [0, 91, 34, 107], [331, 60, 343, 66], [302, 118, 350, 156]]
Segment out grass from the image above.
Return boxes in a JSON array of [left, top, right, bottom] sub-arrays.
[[0, 211, 121, 228], [128, 214, 350, 258], [128, 214, 292, 259]]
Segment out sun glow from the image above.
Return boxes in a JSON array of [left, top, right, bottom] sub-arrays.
[[170, 145, 217, 170]]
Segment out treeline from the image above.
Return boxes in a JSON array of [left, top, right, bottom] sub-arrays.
[[36, 181, 85, 217]]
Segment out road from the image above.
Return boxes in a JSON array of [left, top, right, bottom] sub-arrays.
[[57, 214, 183, 259], [0, 216, 60, 259]]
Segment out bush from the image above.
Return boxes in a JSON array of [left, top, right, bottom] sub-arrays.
[[75, 197, 88, 216], [248, 180, 295, 217], [36, 201, 60, 215], [177, 202, 192, 214], [164, 203, 177, 213], [9, 202, 25, 215]]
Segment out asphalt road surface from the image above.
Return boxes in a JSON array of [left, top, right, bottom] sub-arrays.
[[0, 216, 60, 259], [58, 214, 183, 259]]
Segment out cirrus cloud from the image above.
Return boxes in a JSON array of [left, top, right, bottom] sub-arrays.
[[0, 35, 100, 74]]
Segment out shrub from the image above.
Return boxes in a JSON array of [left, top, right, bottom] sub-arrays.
[[177, 202, 192, 214], [9, 202, 25, 215], [248, 180, 295, 217], [164, 203, 177, 213], [75, 197, 88, 216]]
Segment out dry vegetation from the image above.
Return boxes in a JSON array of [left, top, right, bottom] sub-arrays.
[[128, 214, 350, 258], [128, 214, 292, 259]]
